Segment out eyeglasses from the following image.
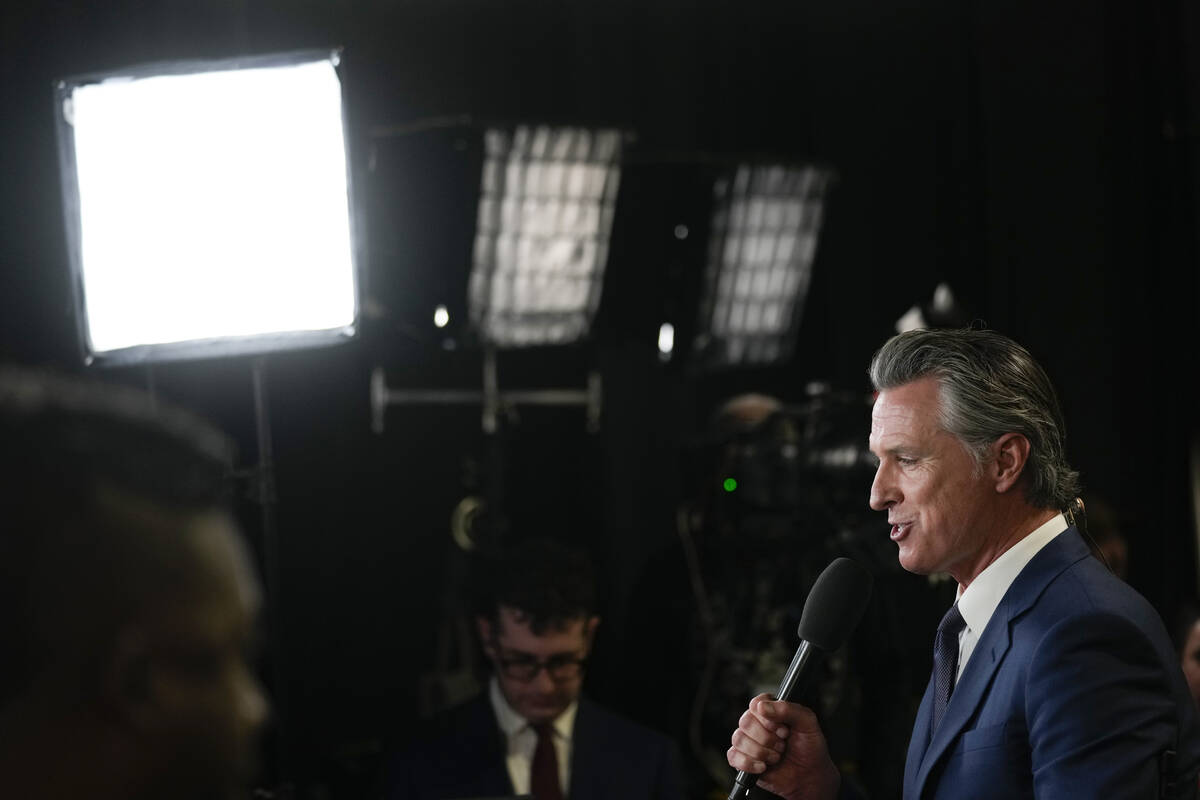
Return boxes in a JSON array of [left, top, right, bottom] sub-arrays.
[[494, 651, 588, 682]]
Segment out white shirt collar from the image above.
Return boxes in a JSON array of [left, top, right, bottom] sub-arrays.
[[488, 676, 578, 742], [956, 513, 1067, 638]]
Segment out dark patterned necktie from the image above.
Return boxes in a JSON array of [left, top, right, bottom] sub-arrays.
[[531, 724, 563, 800], [931, 603, 966, 733]]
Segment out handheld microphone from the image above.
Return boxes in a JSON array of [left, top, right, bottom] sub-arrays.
[[728, 557, 873, 800]]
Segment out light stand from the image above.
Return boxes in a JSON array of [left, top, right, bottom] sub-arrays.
[[54, 49, 360, 794]]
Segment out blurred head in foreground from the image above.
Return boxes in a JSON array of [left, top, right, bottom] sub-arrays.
[[0, 367, 268, 800]]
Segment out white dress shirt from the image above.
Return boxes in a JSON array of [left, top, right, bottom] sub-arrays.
[[488, 677, 578, 796], [953, 513, 1068, 679]]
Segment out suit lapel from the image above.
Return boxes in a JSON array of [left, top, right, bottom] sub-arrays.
[[912, 604, 1014, 793], [909, 528, 1092, 797], [567, 699, 599, 800], [904, 678, 936, 793], [473, 696, 518, 796]]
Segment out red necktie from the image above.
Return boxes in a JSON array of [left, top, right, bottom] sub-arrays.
[[531, 723, 564, 800]]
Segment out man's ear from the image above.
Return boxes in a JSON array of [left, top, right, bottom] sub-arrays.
[[102, 627, 157, 733], [475, 616, 495, 659], [583, 616, 600, 649], [991, 432, 1031, 494]]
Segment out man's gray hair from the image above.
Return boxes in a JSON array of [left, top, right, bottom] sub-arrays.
[[868, 328, 1080, 510]]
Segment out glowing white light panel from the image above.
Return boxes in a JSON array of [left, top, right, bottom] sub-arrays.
[[468, 125, 622, 347], [695, 164, 832, 367], [64, 56, 356, 356]]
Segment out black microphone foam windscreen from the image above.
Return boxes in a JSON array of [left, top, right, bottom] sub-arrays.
[[797, 557, 873, 651]]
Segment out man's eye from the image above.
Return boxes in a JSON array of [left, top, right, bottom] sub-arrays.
[[896, 456, 917, 465], [499, 657, 537, 671]]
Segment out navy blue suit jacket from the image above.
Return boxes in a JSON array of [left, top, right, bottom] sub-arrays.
[[384, 693, 684, 800], [901, 527, 1200, 799]]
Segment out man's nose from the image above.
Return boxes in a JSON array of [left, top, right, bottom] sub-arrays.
[[238, 661, 270, 733], [869, 464, 898, 511], [529, 665, 557, 691]]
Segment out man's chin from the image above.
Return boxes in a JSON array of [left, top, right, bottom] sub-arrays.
[[896, 549, 930, 576]]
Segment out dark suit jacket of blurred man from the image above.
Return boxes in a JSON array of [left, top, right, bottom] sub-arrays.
[[384, 692, 684, 800]]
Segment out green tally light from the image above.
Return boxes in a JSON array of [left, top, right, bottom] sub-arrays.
[[723, 477, 738, 492]]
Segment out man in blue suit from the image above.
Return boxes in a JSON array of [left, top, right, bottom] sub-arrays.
[[727, 328, 1200, 798], [385, 539, 683, 800]]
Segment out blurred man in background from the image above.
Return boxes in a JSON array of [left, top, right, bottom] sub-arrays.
[[1177, 603, 1200, 711], [0, 367, 268, 800], [385, 538, 683, 800], [1082, 494, 1129, 580]]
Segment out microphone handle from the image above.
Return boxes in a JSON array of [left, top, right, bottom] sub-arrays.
[[728, 641, 817, 799]]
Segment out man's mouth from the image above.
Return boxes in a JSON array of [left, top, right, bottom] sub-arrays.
[[527, 696, 564, 710], [890, 522, 912, 541]]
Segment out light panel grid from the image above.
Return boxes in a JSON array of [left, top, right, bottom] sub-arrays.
[[56, 51, 357, 363], [695, 164, 832, 367], [468, 125, 622, 347]]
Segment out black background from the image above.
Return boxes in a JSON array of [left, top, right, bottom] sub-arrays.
[[2, 1, 1198, 798]]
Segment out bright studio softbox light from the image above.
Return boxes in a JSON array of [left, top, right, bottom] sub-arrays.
[[54, 50, 358, 364]]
